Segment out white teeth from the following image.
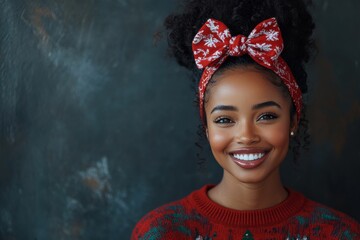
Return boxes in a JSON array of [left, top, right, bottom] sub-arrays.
[[233, 153, 265, 161]]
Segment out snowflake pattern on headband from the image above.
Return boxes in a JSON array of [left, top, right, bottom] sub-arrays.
[[192, 18, 302, 122]]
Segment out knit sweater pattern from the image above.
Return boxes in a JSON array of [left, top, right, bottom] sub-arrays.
[[132, 185, 360, 240]]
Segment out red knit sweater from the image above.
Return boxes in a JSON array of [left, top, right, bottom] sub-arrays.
[[132, 185, 360, 239]]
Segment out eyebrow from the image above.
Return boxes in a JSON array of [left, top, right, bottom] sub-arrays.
[[211, 105, 238, 114], [210, 101, 281, 114], [252, 101, 281, 110]]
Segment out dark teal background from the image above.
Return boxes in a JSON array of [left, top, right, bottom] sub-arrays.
[[0, 0, 359, 239]]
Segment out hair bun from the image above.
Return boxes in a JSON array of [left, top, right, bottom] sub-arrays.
[[164, 0, 316, 93]]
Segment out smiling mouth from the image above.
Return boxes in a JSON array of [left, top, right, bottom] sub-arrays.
[[229, 151, 269, 169]]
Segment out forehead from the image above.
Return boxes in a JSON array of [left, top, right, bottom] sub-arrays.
[[205, 68, 291, 109]]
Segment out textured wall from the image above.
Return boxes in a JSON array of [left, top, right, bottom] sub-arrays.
[[0, 0, 359, 239]]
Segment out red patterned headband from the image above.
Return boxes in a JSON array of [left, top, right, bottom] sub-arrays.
[[192, 17, 302, 122]]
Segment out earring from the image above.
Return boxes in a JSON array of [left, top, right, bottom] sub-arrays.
[[290, 131, 295, 136]]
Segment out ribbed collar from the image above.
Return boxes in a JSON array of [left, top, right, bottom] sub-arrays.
[[190, 185, 306, 228]]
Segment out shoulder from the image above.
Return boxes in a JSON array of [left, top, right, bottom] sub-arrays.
[[131, 186, 209, 240], [291, 195, 360, 238], [131, 200, 187, 240]]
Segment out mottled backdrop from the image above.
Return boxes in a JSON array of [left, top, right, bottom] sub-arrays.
[[0, 0, 359, 239]]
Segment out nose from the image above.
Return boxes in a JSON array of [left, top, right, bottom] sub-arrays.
[[234, 120, 260, 145]]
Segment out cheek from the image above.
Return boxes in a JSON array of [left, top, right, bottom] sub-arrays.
[[207, 128, 231, 152], [263, 123, 290, 149]]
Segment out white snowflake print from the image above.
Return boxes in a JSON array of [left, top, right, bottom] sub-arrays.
[[259, 56, 271, 67], [207, 50, 223, 61], [193, 30, 205, 44], [228, 36, 244, 52], [274, 61, 287, 75], [207, 66, 217, 72], [236, 36, 247, 52], [265, 30, 279, 41], [254, 43, 272, 51], [204, 35, 220, 48], [262, 18, 276, 28], [228, 45, 239, 55], [248, 29, 258, 39], [271, 46, 282, 61], [195, 59, 203, 69], [194, 48, 210, 58], [206, 19, 219, 33], [247, 47, 257, 57], [218, 28, 231, 41]]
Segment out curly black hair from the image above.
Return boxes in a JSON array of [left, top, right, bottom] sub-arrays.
[[164, 0, 316, 163]]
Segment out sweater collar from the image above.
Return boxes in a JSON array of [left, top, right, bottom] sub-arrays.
[[190, 185, 306, 227]]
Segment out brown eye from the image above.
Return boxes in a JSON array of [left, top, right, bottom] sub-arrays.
[[258, 113, 278, 121], [214, 117, 234, 124]]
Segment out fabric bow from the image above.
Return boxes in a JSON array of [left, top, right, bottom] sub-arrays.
[[192, 18, 302, 122], [193, 18, 283, 70]]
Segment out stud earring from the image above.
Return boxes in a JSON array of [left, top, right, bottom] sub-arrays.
[[290, 131, 295, 136]]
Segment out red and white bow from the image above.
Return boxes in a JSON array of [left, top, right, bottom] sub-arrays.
[[192, 18, 302, 122]]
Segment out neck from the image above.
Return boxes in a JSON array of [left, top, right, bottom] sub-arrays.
[[208, 169, 287, 210]]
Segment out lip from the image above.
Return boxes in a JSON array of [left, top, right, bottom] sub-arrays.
[[229, 148, 270, 169]]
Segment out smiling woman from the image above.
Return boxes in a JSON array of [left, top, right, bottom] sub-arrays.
[[205, 69, 293, 187], [131, 0, 360, 239]]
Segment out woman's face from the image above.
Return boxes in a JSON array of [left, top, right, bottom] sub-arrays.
[[205, 67, 296, 184]]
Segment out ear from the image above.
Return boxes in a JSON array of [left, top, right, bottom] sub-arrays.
[[205, 127, 209, 139]]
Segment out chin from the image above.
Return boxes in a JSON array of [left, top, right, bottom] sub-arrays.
[[226, 164, 281, 185]]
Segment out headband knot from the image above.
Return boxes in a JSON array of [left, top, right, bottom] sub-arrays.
[[192, 18, 302, 122], [228, 35, 246, 56]]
